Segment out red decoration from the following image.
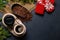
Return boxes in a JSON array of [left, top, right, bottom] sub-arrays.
[[35, 3, 44, 15], [35, 0, 55, 15], [50, 0, 55, 4]]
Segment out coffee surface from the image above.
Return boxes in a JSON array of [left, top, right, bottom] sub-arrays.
[[4, 15, 15, 26]]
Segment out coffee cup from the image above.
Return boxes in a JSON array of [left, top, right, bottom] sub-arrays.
[[2, 13, 26, 37]]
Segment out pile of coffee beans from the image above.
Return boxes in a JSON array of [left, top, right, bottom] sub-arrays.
[[12, 4, 32, 22]]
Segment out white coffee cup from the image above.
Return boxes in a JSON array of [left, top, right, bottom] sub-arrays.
[[2, 13, 26, 37]]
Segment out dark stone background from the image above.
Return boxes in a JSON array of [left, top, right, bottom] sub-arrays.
[[0, 0, 60, 40]]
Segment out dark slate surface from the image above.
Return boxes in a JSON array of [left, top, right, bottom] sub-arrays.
[[0, 0, 60, 40]]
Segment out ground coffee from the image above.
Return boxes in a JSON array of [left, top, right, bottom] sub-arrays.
[[12, 4, 32, 22]]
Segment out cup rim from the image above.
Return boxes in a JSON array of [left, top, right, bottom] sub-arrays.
[[2, 13, 17, 27], [14, 24, 26, 35]]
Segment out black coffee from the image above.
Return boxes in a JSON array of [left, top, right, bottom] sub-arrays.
[[4, 15, 15, 26]]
